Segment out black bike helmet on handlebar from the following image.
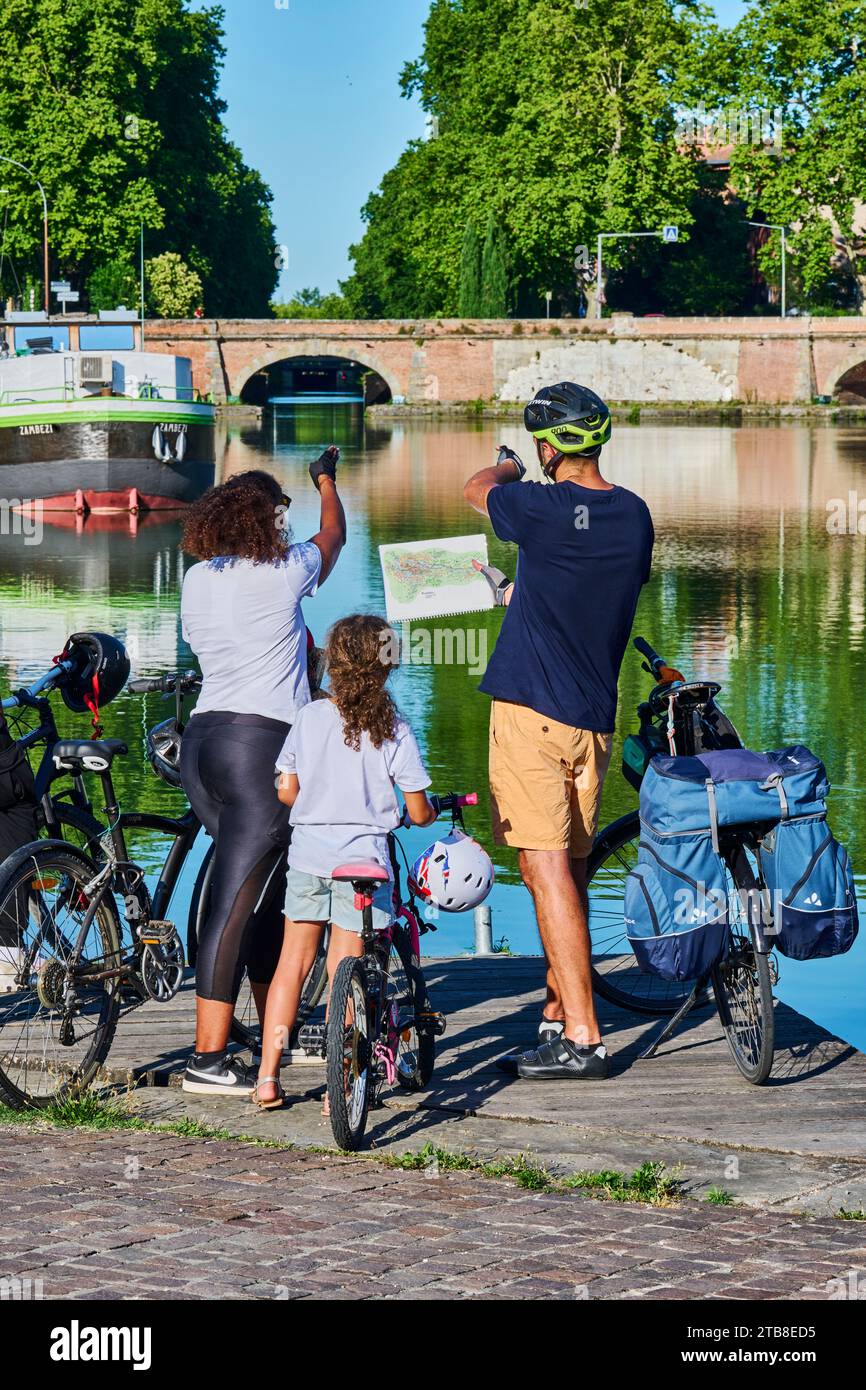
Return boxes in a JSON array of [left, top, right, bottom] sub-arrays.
[[147, 718, 184, 789], [57, 632, 131, 719]]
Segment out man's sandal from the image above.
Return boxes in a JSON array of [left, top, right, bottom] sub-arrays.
[[251, 1077, 288, 1111]]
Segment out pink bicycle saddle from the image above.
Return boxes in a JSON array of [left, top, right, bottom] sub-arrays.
[[331, 862, 390, 884]]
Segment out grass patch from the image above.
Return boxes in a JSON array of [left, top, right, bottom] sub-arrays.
[[387, 1143, 553, 1190], [385, 1144, 683, 1204], [0, 1094, 295, 1151], [705, 1186, 735, 1206], [0, 1094, 142, 1132], [837, 1206, 866, 1220], [562, 1160, 684, 1206]]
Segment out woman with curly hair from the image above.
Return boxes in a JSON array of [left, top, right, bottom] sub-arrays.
[[252, 614, 437, 1109], [179, 451, 345, 1096]]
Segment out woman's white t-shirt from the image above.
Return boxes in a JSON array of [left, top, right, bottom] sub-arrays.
[[181, 544, 322, 724], [276, 698, 431, 878]]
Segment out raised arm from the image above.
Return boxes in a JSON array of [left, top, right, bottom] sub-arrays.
[[463, 445, 524, 517], [308, 446, 346, 584]]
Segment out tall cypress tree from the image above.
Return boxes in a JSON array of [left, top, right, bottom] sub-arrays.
[[458, 220, 482, 316], [479, 213, 509, 317]]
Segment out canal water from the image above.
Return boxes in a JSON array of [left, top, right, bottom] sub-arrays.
[[1, 410, 865, 1049]]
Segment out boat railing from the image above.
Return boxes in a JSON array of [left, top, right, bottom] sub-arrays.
[[0, 384, 214, 406]]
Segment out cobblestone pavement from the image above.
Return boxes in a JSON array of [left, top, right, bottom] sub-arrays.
[[2, 1125, 865, 1300]]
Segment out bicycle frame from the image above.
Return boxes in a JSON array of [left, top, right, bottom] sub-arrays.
[[32, 758, 203, 987]]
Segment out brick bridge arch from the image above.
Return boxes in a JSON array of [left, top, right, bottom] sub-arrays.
[[821, 347, 866, 401], [229, 337, 404, 404]]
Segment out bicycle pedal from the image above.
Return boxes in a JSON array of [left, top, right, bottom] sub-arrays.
[[417, 1010, 446, 1037], [296, 1022, 327, 1056], [138, 920, 178, 946]]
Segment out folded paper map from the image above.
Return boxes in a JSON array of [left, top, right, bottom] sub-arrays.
[[379, 534, 494, 623]]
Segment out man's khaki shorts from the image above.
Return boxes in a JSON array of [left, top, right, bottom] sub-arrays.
[[489, 700, 613, 858]]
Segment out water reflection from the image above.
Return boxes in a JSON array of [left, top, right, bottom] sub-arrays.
[[1, 411, 864, 1046]]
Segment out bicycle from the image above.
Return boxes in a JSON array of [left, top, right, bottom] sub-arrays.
[[587, 636, 776, 1084], [323, 794, 470, 1151], [0, 674, 326, 1107]]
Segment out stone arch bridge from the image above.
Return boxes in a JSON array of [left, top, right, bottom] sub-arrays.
[[144, 315, 866, 406]]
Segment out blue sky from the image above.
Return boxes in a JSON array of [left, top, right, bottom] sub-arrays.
[[198, 0, 752, 300]]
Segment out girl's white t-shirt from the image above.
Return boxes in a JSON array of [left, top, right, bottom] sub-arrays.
[[181, 544, 322, 724], [276, 698, 431, 878]]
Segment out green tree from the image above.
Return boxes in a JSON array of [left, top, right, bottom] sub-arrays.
[[343, 0, 705, 317], [696, 0, 866, 311], [87, 257, 139, 312], [458, 220, 482, 316], [479, 213, 509, 317], [0, 0, 277, 316], [145, 252, 202, 317]]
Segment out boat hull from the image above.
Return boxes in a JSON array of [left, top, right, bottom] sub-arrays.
[[0, 407, 215, 510]]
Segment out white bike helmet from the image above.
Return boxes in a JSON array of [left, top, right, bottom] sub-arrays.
[[410, 829, 494, 913]]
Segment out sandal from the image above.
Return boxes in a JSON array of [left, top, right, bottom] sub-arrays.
[[251, 1076, 288, 1111]]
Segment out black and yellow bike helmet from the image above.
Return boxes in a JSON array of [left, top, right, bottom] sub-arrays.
[[524, 382, 612, 475]]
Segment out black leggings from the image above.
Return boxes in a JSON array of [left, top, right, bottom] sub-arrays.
[[180, 711, 290, 1004]]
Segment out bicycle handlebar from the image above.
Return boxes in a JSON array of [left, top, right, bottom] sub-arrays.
[[633, 637, 685, 686], [1, 659, 74, 711], [128, 671, 201, 696], [633, 636, 665, 673]]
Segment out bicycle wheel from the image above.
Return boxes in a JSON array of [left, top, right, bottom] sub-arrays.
[[711, 850, 775, 1084], [39, 800, 105, 857], [326, 955, 371, 1151], [187, 843, 329, 1051], [588, 812, 697, 1016], [389, 922, 435, 1091], [0, 841, 122, 1108]]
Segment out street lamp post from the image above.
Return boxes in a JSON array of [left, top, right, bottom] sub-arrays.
[[0, 156, 49, 314], [596, 229, 677, 319], [747, 221, 788, 317]]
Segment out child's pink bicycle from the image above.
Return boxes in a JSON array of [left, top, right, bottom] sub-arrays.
[[324, 792, 477, 1151]]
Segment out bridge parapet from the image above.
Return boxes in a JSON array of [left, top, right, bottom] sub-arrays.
[[143, 316, 866, 406]]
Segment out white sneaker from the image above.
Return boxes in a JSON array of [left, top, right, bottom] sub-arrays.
[[182, 1054, 256, 1096]]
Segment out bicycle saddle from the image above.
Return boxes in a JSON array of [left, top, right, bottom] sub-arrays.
[[53, 738, 128, 771], [649, 680, 721, 714], [331, 861, 389, 884]]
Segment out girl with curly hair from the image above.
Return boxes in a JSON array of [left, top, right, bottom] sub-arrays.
[[252, 614, 437, 1109], [180, 452, 345, 1097]]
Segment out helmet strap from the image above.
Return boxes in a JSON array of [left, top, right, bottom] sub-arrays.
[[535, 438, 564, 479], [83, 671, 103, 738], [544, 455, 564, 479]]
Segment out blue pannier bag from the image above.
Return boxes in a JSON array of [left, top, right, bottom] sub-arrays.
[[624, 744, 858, 979], [624, 829, 729, 982], [757, 817, 858, 961]]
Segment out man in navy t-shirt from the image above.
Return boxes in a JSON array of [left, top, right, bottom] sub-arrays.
[[464, 382, 653, 1081]]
